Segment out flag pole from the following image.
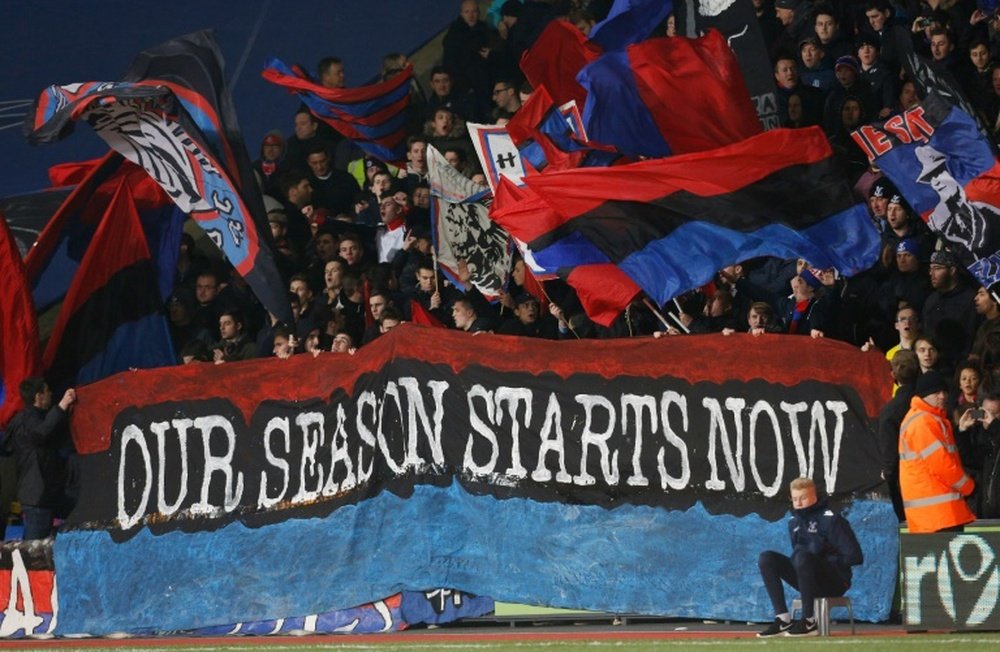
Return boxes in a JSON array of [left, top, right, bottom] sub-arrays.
[[642, 298, 672, 330], [539, 283, 580, 340], [432, 247, 440, 294]]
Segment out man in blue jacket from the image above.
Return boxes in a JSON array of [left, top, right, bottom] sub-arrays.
[[757, 477, 864, 637]]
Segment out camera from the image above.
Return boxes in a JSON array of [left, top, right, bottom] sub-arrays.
[[917, 17, 934, 27], [969, 408, 986, 420]]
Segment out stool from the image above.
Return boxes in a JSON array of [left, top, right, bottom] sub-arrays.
[[790, 597, 855, 636]]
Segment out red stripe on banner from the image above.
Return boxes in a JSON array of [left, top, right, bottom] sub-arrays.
[[523, 127, 833, 220], [70, 324, 891, 455], [0, 569, 54, 615], [490, 177, 563, 243]]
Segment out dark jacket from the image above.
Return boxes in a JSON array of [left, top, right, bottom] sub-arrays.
[[8, 405, 72, 508], [789, 498, 864, 586], [878, 383, 916, 476]]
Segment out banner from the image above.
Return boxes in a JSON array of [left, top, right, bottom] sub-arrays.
[[56, 327, 896, 633], [0, 540, 489, 638], [901, 530, 1000, 630], [0, 542, 56, 638], [427, 145, 511, 298]]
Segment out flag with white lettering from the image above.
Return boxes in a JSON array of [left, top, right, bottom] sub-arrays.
[[59, 326, 896, 634], [851, 92, 1000, 290]]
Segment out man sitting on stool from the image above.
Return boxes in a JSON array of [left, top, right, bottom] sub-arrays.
[[757, 477, 864, 637]]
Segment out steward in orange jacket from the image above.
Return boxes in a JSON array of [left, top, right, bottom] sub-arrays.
[[899, 370, 976, 533]]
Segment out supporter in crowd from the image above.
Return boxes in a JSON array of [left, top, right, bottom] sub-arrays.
[[812, 5, 852, 61], [915, 335, 944, 375], [442, 0, 507, 118], [951, 361, 983, 423], [6, 379, 77, 540], [971, 286, 1000, 363], [799, 36, 835, 91], [491, 77, 522, 121], [855, 34, 896, 118], [774, 53, 824, 126], [253, 130, 287, 197], [878, 350, 920, 521], [306, 144, 361, 217], [212, 310, 257, 363], [923, 250, 978, 368]]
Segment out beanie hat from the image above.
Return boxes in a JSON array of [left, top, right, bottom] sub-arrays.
[[835, 56, 860, 73], [929, 250, 956, 267], [869, 178, 895, 198], [896, 238, 920, 257], [915, 370, 947, 398]]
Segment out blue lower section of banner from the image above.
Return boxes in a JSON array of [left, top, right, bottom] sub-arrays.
[[53, 480, 897, 634], [619, 204, 880, 305]]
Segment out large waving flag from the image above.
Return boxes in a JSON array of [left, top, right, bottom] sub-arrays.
[[25, 154, 181, 318], [44, 178, 176, 391], [851, 92, 1000, 291], [491, 177, 640, 325], [262, 60, 412, 164], [523, 127, 880, 305], [427, 145, 511, 299], [578, 30, 761, 158], [25, 31, 292, 326], [0, 215, 40, 431]]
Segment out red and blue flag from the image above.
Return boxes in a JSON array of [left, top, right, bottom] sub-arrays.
[[262, 60, 413, 164], [852, 92, 1000, 290], [523, 127, 880, 306], [0, 214, 40, 431]]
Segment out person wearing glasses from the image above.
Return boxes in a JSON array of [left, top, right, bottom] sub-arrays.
[[491, 79, 522, 121]]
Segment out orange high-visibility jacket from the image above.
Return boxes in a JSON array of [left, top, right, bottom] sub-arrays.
[[898, 396, 976, 533]]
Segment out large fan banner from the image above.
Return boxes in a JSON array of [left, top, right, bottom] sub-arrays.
[[56, 326, 897, 634]]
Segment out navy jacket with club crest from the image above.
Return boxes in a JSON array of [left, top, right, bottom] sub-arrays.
[[789, 498, 864, 586]]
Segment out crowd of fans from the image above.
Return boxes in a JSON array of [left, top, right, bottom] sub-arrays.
[[163, 0, 1000, 519], [9, 0, 1000, 541]]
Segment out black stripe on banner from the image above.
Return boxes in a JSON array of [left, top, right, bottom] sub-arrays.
[[529, 157, 858, 257]]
